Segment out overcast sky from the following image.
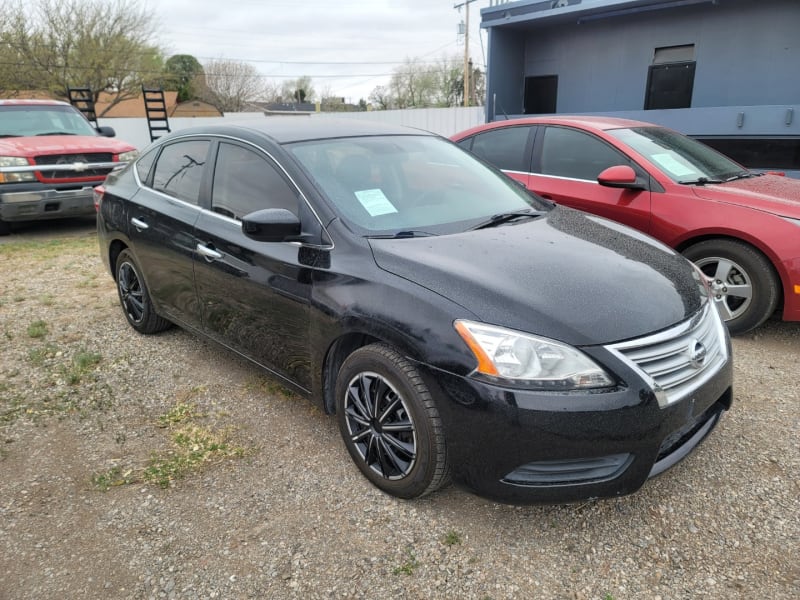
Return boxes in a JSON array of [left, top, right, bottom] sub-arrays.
[[155, 0, 489, 102]]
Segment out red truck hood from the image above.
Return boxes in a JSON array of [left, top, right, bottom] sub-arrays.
[[692, 174, 800, 218], [0, 135, 135, 157]]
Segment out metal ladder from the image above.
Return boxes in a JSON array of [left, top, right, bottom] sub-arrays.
[[142, 86, 171, 142], [67, 87, 98, 128]]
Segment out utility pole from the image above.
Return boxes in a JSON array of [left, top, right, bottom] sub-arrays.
[[454, 0, 478, 107]]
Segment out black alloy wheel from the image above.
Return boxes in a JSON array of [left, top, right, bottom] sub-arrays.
[[115, 249, 171, 334], [336, 343, 450, 499]]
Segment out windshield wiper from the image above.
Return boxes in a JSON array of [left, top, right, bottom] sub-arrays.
[[35, 131, 76, 136], [470, 209, 543, 230], [678, 177, 723, 186], [368, 230, 437, 239], [724, 171, 756, 181]]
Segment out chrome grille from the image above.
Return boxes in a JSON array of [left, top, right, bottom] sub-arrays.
[[34, 153, 114, 179], [607, 302, 728, 407]]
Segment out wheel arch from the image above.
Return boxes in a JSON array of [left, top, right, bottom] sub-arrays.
[[107, 239, 128, 280], [321, 331, 382, 415], [675, 233, 786, 307], [319, 316, 438, 415]]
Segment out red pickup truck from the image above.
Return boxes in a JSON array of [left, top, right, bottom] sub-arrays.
[[0, 99, 138, 235]]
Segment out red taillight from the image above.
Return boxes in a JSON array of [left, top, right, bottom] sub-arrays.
[[93, 185, 105, 212]]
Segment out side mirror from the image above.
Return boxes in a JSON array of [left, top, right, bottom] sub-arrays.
[[96, 126, 116, 138], [597, 165, 647, 190], [242, 208, 302, 243]]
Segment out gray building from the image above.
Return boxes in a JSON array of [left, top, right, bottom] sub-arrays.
[[481, 0, 800, 174]]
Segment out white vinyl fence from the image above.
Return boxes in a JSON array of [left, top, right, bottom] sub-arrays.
[[100, 107, 487, 151]]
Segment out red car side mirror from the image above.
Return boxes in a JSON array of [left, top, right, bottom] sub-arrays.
[[597, 165, 646, 190]]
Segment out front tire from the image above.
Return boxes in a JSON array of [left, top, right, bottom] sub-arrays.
[[115, 249, 171, 334], [683, 239, 779, 335], [335, 343, 450, 499]]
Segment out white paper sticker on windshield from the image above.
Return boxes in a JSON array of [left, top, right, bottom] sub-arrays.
[[354, 189, 398, 217], [650, 153, 696, 177]]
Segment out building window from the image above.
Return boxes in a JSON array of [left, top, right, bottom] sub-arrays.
[[694, 137, 800, 171], [524, 75, 558, 114], [645, 45, 695, 110]]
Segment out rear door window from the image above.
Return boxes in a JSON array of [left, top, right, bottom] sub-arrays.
[[468, 126, 533, 173], [151, 140, 210, 204]]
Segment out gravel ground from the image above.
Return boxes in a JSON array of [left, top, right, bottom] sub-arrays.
[[1, 225, 798, 600]]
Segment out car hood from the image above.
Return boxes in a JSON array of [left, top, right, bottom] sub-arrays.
[[369, 207, 703, 346], [0, 135, 135, 156], [691, 174, 800, 217]]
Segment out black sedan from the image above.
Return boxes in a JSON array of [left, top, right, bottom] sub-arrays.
[[96, 119, 732, 504]]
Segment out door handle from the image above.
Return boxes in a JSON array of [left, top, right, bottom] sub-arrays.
[[196, 243, 223, 261], [130, 217, 148, 230]]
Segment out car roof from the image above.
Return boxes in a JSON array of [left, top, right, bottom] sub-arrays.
[[168, 117, 437, 145], [453, 115, 659, 139], [0, 99, 71, 107]]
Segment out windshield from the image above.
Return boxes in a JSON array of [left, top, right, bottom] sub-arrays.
[[0, 104, 98, 137], [287, 135, 546, 235], [608, 127, 746, 183]]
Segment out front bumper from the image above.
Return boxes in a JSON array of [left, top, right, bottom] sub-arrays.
[[0, 186, 96, 222], [419, 306, 734, 504]]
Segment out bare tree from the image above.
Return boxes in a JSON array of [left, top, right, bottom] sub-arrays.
[[369, 55, 483, 110], [279, 76, 316, 104], [202, 59, 266, 112], [368, 85, 392, 110], [0, 0, 164, 114]]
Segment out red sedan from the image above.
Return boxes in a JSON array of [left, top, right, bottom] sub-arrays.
[[452, 116, 800, 335]]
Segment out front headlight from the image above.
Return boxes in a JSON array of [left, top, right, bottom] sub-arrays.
[[0, 156, 35, 183], [117, 150, 139, 163], [454, 320, 614, 390]]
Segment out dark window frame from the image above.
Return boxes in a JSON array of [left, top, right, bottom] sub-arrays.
[[644, 61, 696, 110], [150, 139, 212, 205], [533, 125, 640, 182], [466, 125, 536, 174], [694, 136, 800, 171], [209, 140, 300, 221], [524, 75, 558, 115]]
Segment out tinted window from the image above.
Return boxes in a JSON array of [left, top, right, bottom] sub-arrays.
[[152, 140, 210, 204], [524, 76, 558, 114], [539, 127, 628, 181], [211, 143, 298, 220], [135, 147, 158, 184], [470, 127, 531, 172], [695, 137, 800, 171], [645, 63, 695, 110]]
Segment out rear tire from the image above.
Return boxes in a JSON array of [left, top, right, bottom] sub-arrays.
[[335, 343, 450, 499], [115, 249, 171, 334], [682, 239, 779, 335]]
